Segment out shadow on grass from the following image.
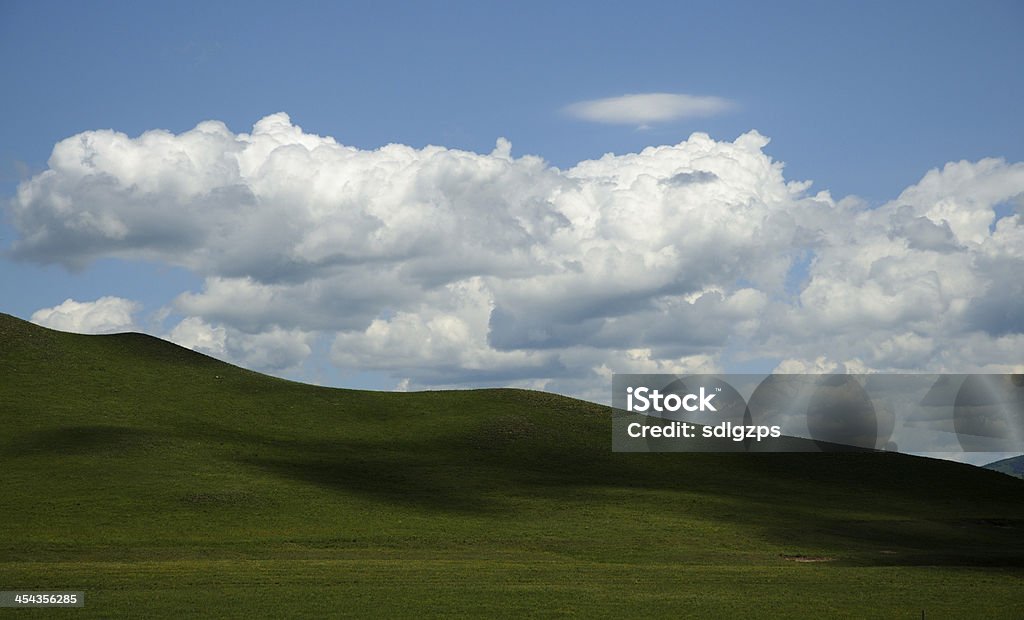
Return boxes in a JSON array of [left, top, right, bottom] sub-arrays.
[[6, 425, 161, 456], [135, 402, 1024, 568], [226, 426, 1024, 566], [239, 452, 502, 515]]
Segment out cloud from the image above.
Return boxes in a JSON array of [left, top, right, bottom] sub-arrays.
[[30, 296, 139, 334], [167, 316, 312, 372], [8, 114, 1024, 400], [565, 93, 734, 126], [167, 316, 226, 356]]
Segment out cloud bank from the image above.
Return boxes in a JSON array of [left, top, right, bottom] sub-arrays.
[[8, 114, 1024, 400], [565, 93, 734, 126]]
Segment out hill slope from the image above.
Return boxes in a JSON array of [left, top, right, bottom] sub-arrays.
[[985, 455, 1024, 479], [2, 312, 1023, 617]]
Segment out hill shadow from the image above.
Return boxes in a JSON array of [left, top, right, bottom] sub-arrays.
[[7, 425, 162, 456], [240, 451, 502, 515]]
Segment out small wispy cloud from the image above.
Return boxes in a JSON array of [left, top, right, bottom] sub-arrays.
[[565, 93, 734, 127]]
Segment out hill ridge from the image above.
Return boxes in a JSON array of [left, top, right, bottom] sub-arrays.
[[2, 310, 1024, 616]]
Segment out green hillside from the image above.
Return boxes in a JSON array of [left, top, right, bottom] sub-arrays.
[[2, 312, 1023, 617]]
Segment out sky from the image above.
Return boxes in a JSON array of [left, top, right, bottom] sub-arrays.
[[1, 1, 1023, 461]]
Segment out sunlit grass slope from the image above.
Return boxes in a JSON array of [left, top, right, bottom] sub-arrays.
[[1, 312, 1023, 617]]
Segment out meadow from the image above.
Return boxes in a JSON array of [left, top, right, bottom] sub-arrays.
[[2, 313, 1022, 617]]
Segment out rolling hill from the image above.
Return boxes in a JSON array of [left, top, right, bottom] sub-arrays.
[[1, 312, 1023, 617], [985, 455, 1024, 479]]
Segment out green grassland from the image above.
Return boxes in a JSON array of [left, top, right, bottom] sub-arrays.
[[1, 312, 1023, 617]]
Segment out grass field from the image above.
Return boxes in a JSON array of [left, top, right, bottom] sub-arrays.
[[2, 312, 1023, 617]]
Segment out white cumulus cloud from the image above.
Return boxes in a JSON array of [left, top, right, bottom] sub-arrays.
[[30, 296, 139, 334], [167, 316, 312, 372], [8, 114, 1024, 398]]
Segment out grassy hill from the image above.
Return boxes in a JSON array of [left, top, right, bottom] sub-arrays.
[[985, 455, 1024, 479], [2, 312, 1023, 617]]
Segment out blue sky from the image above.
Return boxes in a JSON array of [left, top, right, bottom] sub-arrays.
[[3, 1, 1021, 198], [1, 0, 1023, 426]]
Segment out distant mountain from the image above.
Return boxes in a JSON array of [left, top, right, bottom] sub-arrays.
[[984, 455, 1024, 478]]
